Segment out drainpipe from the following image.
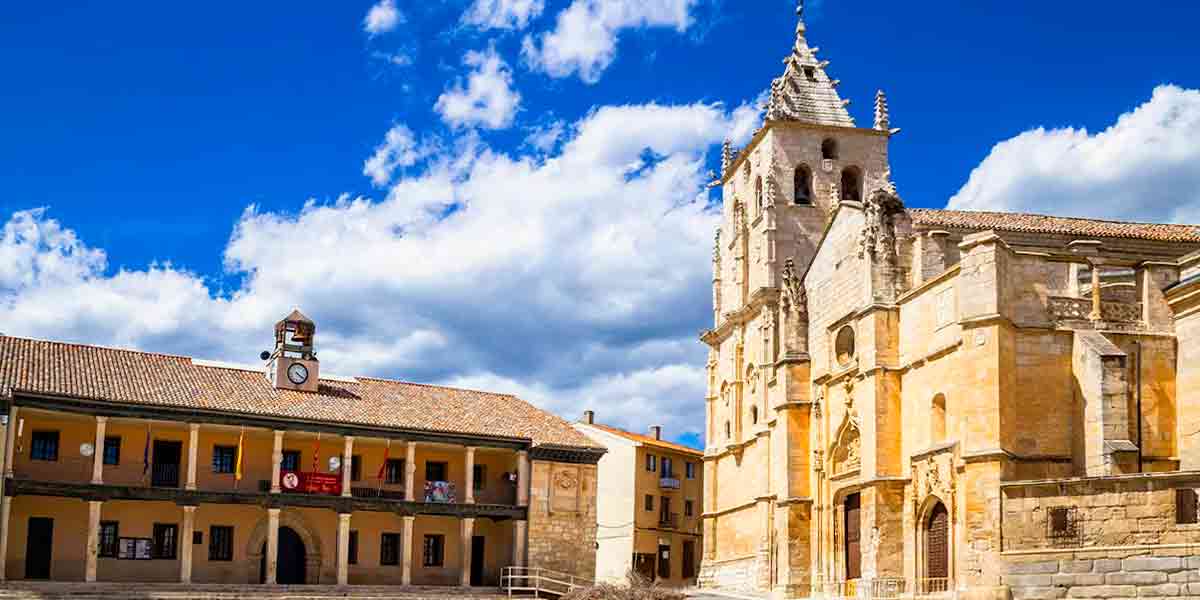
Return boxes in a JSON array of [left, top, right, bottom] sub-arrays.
[[1135, 341, 1144, 474]]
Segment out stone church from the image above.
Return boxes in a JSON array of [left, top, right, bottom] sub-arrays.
[[699, 6, 1200, 600]]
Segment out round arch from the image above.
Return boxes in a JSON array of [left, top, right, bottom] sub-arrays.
[[245, 509, 325, 584], [915, 495, 953, 592]]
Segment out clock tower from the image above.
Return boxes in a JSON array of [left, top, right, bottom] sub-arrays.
[[266, 309, 320, 393]]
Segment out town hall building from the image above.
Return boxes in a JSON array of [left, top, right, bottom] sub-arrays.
[[0, 311, 602, 588], [699, 5, 1200, 600]]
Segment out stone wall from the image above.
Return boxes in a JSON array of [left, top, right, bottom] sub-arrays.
[[526, 460, 598, 580], [1004, 552, 1200, 600], [1002, 472, 1200, 599]]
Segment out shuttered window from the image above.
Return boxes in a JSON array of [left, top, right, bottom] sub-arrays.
[[1177, 489, 1199, 525]]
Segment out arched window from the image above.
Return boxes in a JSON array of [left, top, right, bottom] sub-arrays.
[[821, 138, 839, 160], [835, 325, 856, 366], [794, 165, 812, 205], [931, 394, 947, 443], [754, 176, 764, 215], [841, 167, 862, 203], [750, 405, 759, 425]]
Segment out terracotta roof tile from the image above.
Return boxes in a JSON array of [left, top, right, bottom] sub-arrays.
[[583, 423, 703, 457], [0, 336, 600, 451], [910, 209, 1200, 244]]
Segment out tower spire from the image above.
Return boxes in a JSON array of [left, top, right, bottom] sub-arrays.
[[763, 0, 854, 128]]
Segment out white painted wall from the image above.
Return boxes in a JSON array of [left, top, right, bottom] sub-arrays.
[[574, 424, 638, 583]]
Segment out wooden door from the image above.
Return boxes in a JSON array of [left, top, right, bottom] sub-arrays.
[[657, 544, 671, 580], [926, 503, 949, 579], [470, 536, 485, 586], [151, 440, 182, 488], [681, 540, 696, 580], [844, 493, 861, 580], [25, 517, 53, 580]]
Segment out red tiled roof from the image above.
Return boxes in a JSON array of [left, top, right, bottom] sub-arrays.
[[583, 423, 703, 457], [0, 335, 600, 450], [910, 209, 1200, 244]]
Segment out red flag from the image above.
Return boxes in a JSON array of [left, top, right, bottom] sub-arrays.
[[377, 440, 391, 480]]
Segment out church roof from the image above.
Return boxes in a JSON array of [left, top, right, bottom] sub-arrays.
[[910, 208, 1200, 244], [0, 335, 601, 451], [764, 8, 855, 128]]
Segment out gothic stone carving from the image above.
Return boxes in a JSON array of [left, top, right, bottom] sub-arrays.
[[781, 258, 807, 317]]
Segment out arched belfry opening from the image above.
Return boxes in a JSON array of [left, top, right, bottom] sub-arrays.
[[821, 138, 839, 160], [794, 165, 812, 205], [841, 167, 862, 203]]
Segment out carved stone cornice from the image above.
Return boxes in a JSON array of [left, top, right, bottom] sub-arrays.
[[700, 288, 781, 346]]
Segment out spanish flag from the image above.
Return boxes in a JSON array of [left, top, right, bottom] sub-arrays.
[[234, 428, 245, 481]]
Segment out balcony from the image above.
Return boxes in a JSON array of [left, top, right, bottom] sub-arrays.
[[659, 477, 681, 490], [658, 512, 678, 529], [5, 406, 530, 522]]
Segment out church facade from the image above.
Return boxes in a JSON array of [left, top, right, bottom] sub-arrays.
[[699, 8, 1200, 600]]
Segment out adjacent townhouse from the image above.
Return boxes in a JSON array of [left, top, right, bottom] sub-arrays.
[[574, 412, 703, 587]]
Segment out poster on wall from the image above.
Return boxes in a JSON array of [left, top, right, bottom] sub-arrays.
[[117, 538, 153, 560]]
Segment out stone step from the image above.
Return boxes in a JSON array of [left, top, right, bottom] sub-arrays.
[[0, 584, 512, 600]]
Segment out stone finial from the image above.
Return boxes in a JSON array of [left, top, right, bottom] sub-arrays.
[[874, 90, 891, 131], [720, 140, 733, 176], [713, 229, 722, 265]]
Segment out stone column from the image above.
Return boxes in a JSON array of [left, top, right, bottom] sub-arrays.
[[271, 431, 284, 493], [341, 437, 354, 498], [464, 447, 476, 504], [401, 516, 415, 586], [459, 518, 475, 587], [186, 423, 200, 491], [1089, 262, 1103, 321], [91, 417, 107, 485], [265, 508, 280, 584], [513, 520, 528, 567], [4, 406, 19, 478], [180, 505, 196, 583], [405, 442, 417, 501], [85, 500, 102, 582], [516, 450, 529, 507], [337, 513, 351, 586], [0, 496, 10, 581]]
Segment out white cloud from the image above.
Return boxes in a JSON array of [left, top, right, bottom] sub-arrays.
[[522, 0, 698, 84], [525, 119, 566, 152], [1, 98, 761, 442], [948, 85, 1200, 224], [363, 124, 426, 187], [435, 46, 522, 130], [363, 0, 402, 35], [462, 0, 545, 30]]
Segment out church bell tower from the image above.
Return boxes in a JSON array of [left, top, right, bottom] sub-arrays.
[[265, 309, 320, 393]]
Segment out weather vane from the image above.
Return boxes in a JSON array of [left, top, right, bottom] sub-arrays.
[[797, 0, 804, 18]]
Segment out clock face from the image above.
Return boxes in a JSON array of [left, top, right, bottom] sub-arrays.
[[287, 362, 309, 385]]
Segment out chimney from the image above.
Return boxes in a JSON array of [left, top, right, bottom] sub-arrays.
[[650, 425, 662, 440], [582, 410, 595, 425]]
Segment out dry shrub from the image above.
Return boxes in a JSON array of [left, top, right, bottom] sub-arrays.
[[561, 572, 686, 600]]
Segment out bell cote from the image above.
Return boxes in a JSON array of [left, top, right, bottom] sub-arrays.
[[264, 309, 320, 393]]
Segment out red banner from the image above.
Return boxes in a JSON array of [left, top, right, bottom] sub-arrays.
[[280, 471, 342, 496]]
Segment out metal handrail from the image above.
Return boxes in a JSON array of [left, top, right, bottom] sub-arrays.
[[501, 566, 592, 598]]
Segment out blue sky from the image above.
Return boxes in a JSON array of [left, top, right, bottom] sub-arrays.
[[3, 1, 1200, 448]]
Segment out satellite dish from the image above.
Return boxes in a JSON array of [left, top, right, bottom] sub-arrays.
[[80, 443, 95, 458], [328, 456, 341, 472]]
